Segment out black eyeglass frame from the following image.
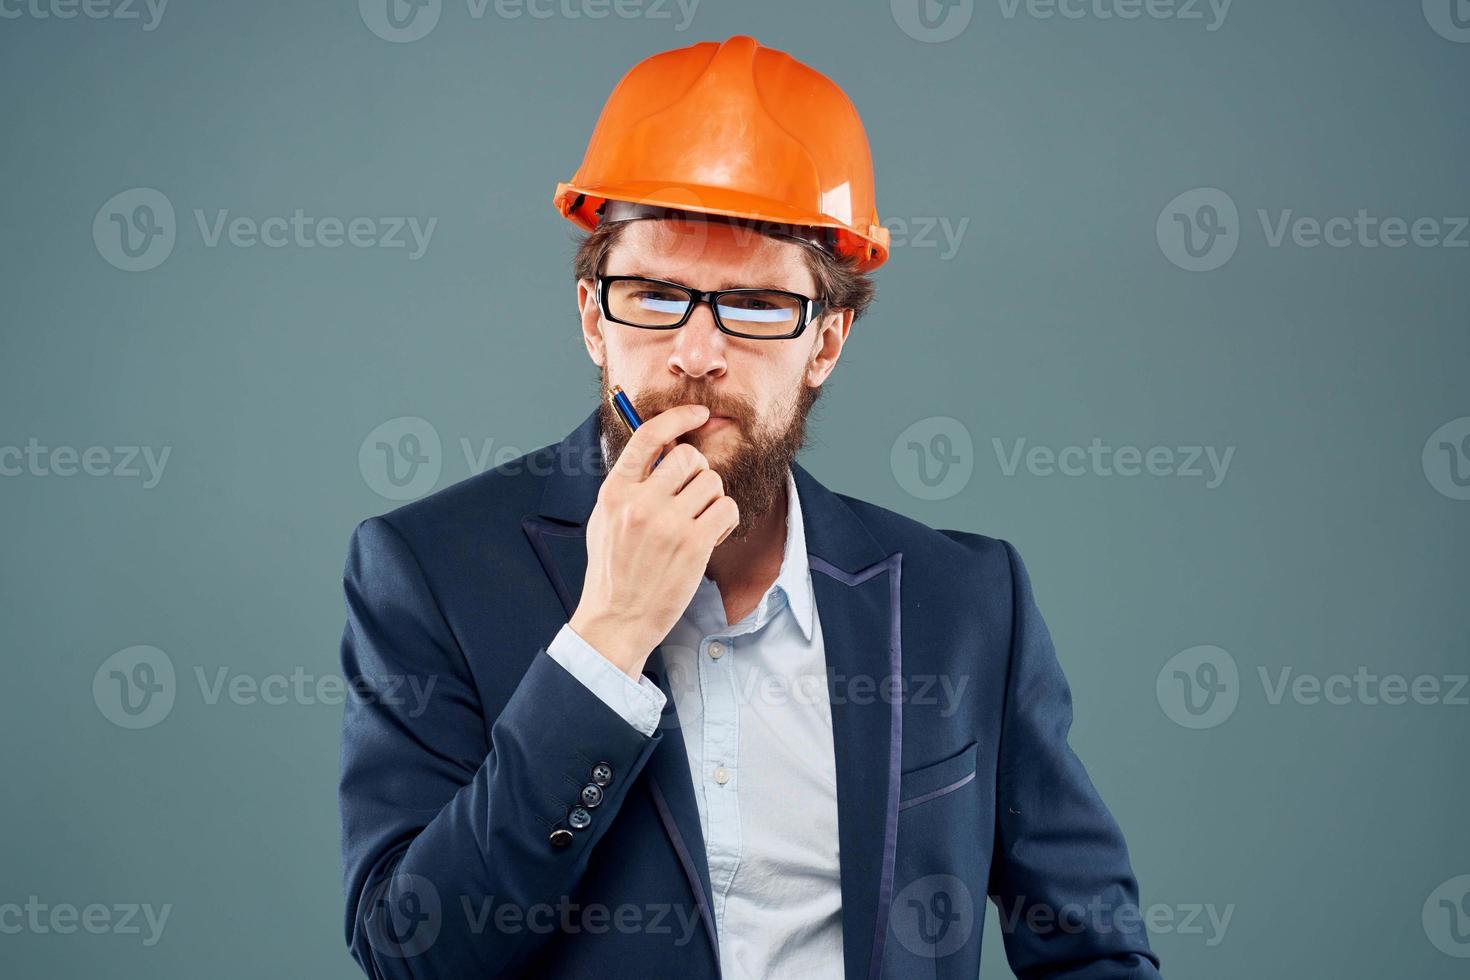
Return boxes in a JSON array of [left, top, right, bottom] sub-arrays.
[[595, 275, 825, 341]]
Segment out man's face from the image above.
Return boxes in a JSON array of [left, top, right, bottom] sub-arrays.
[[577, 217, 851, 541]]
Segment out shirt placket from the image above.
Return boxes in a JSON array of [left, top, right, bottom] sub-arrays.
[[692, 582, 786, 931], [698, 623, 740, 927]]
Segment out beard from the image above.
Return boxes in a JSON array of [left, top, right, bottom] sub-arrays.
[[596, 364, 822, 542]]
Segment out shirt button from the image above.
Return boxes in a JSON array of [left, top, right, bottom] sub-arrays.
[[713, 765, 731, 785], [708, 640, 724, 659]]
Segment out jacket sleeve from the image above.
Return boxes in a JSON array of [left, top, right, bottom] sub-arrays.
[[987, 539, 1164, 979], [546, 620, 668, 737], [338, 516, 665, 979]]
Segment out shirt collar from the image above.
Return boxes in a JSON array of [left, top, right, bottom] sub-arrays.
[[773, 464, 816, 643]]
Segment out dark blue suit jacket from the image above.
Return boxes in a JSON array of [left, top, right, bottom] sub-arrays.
[[338, 406, 1163, 979]]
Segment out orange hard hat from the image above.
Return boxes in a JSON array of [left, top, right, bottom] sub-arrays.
[[552, 34, 890, 273]]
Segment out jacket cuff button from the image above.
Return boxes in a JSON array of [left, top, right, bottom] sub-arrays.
[[548, 827, 574, 848]]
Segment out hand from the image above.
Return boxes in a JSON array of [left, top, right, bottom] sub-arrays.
[[570, 404, 740, 678]]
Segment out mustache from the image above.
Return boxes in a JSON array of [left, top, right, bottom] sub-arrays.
[[636, 389, 749, 422]]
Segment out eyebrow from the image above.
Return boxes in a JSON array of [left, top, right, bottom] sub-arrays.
[[619, 269, 795, 292]]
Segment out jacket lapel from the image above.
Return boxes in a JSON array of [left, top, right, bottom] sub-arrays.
[[791, 462, 904, 980], [521, 408, 903, 980]]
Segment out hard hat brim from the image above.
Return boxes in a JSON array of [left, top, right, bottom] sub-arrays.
[[553, 180, 889, 273]]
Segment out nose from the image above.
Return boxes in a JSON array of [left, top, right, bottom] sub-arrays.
[[666, 301, 727, 380]]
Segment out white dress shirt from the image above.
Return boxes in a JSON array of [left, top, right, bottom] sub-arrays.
[[546, 465, 845, 979]]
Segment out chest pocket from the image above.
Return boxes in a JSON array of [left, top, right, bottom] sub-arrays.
[[898, 739, 979, 811], [886, 739, 985, 977]]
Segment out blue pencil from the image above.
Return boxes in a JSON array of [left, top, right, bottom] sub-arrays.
[[608, 385, 665, 468]]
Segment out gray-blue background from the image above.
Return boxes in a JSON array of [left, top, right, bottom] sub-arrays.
[[2, 0, 1466, 976]]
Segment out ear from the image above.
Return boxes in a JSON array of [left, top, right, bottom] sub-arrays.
[[805, 307, 854, 387], [577, 277, 607, 367]]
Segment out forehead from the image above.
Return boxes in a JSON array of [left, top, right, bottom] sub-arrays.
[[603, 217, 817, 294]]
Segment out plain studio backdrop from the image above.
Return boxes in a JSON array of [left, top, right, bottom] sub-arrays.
[[1, 1, 1466, 977]]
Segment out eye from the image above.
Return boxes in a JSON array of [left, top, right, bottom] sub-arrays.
[[724, 296, 778, 311], [633, 288, 685, 303]]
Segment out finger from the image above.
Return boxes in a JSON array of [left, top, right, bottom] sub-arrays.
[[610, 403, 711, 481], [670, 467, 724, 518], [696, 495, 740, 546], [645, 442, 710, 497]]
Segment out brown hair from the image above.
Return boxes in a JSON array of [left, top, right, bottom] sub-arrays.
[[570, 217, 877, 323]]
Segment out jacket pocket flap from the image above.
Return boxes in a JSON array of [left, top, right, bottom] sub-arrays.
[[899, 739, 979, 810]]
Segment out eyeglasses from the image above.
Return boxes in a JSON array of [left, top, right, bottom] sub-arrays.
[[596, 275, 824, 340]]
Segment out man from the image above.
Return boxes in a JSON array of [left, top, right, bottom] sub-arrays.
[[338, 34, 1162, 979]]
